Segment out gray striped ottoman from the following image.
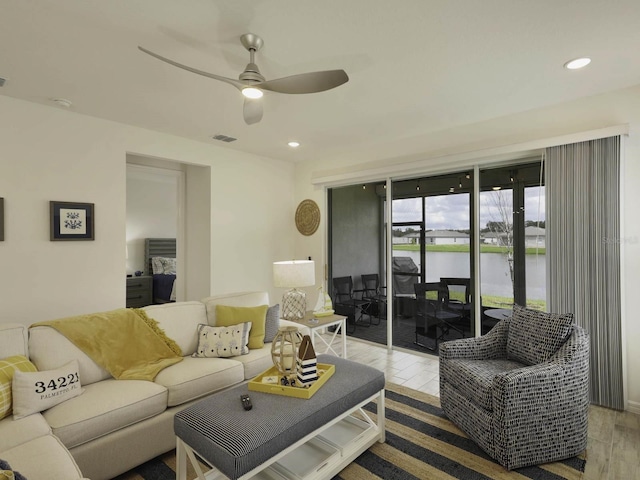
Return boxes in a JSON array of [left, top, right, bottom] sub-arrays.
[[174, 354, 385, 480]]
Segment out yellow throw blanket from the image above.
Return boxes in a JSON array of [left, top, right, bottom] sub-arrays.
[[33, 308, 182, 381]]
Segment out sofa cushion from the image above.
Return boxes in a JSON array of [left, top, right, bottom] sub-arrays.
[[202, 291, 270, 325], [143, 301, 208, 356], [28, 326, 110, 386], [441, 358, 525, 411], [0, 412, 51, 452], [13, 359, 83, 420], [231, 346, 275, 380], [215, 305, 268, 349], [0, 324, 29, 358], [0, 355, 38, 420], [42, 378, 167, 449], [506, 304, 574, 366], [154, 356, 244, 407], [1, 433, 84, 480], [192, 323, 251, 358]]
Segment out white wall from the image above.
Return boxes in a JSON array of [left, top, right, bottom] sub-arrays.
[[0, 95, 294, 325], [622, 126, 640, 413]]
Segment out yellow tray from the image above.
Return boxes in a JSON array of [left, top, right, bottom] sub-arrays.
[[248, 363, 335, 399]]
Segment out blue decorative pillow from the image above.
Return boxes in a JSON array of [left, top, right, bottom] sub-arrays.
[[0, 459, 27, 480]]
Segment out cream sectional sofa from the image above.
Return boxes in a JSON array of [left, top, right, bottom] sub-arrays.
[[0, 323, 87, 480], [1, 291, 308, 480]]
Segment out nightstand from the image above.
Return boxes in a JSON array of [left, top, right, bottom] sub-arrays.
[[126, 276, 152, 308]]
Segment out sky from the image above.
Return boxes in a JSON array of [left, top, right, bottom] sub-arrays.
[[392, 187, 546, 231]]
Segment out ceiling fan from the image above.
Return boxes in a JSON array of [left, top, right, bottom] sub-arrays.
[[138, 33, 349, 125]]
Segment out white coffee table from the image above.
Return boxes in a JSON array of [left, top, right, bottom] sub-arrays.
[[174, 355, 385, 480], [289, 311, 347, 357]]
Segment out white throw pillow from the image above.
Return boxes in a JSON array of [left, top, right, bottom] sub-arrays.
[[12, 359, 83, 419], [192, 323, 251, 358]]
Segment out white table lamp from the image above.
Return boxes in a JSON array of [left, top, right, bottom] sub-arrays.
[[273, 260, 315, 321]]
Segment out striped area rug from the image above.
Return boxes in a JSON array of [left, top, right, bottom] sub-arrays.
[[114, 383, 585, 480]]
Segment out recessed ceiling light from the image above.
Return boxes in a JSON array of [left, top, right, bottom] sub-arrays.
[[564, 57, 591, 70], [288, 141, 300, 148]]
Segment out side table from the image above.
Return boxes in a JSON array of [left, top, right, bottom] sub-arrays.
[[289, 311, 347, 357], [483, 308, 513, 334], [484, 308, 512, 321]]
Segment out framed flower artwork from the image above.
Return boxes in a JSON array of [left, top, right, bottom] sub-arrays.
[[50, 201, 95, 241]]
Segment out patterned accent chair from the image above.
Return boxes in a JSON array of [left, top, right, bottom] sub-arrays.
[[439, 304, 590, 470]]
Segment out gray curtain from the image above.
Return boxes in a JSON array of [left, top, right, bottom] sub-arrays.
[[546, 135, 623, 410]]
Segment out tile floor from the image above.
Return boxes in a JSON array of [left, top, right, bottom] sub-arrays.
[[320, 334, 640, 480]]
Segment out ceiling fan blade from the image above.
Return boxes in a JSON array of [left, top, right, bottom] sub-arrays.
[[258, 70, 348, 94], [138, 46, 244, 90], [243, 97, 263, 125]]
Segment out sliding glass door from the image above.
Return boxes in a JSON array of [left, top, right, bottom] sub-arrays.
[[479, 162, 546, 332], [327, 161, 544, 354], [328, 183, 388, 345], [390, 173, 475, 351]]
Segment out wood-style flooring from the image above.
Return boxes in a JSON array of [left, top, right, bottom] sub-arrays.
[[320, 334, 640, 480]]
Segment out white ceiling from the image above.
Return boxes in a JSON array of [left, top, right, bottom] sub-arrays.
[[2, 0, 640, 164]]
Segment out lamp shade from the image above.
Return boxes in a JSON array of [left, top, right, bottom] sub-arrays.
[[273, 260, 315, 288]]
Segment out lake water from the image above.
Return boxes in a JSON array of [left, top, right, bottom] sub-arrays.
[[395, 250, 546, 301]]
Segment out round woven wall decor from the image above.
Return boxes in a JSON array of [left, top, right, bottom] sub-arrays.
[[295, 199, 320, 236]]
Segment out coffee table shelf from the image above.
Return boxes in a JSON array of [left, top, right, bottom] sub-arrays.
[[316, 415, 372, 454], [270, 437, 339, 479]]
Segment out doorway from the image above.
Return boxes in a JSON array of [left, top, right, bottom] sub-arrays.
[[125, 155, 211, 303]]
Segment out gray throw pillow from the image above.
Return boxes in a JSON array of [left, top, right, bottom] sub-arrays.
[[264, 304, 280, 343], [506, 304, 574, 366]]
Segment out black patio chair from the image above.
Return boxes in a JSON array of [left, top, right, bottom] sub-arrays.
[[440, 277, 473, 325], [414, 282, 465, 350], [359, 273, 386, 325], [332, 276, 372, 332]]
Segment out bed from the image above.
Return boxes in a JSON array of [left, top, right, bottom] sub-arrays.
[[144, 238, 176, 304]]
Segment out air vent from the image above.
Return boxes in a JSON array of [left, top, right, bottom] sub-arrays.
[[0, 77, 6, 87], [211, 134, 237, 143]]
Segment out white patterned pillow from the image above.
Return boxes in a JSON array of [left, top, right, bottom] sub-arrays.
[[192, 323, 251, 358], [151, 256, 176, 275], [151, 257, 164, 274], [506, 304, 574, 366], [12, 359, 83, 419]]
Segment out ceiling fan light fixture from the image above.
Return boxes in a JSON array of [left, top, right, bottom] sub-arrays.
[[242, 87, 263, 99], [288, 141, 300, 148], [564, 57, 591, 70], [138, 33, 348, 125]]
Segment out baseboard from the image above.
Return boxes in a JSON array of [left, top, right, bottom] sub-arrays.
[[627, 400, 640, 415]]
